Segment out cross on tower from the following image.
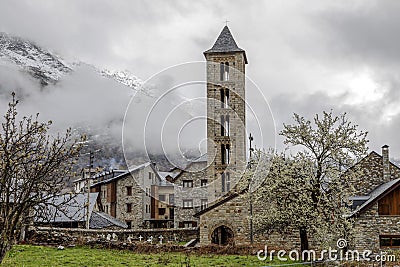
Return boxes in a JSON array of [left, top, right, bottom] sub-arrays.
[[225, 19, 230, 26]]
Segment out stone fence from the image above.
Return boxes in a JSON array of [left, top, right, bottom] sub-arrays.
[[28, 226, 199, 246]]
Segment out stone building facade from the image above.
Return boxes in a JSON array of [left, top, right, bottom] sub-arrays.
[[91, 162, 160, 229], [350, 145, 400, 252], [196, 25, 251, 246], [204, 26, 248, 203], [352, 145, 400, 195], [172, 159, 209, 228]]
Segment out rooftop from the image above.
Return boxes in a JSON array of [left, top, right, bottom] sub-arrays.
[[204, 26, 247, 64]]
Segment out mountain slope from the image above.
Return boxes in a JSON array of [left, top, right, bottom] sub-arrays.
[[0, 32, 143, 89]]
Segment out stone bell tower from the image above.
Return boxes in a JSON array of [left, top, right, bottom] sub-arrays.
[[204, 26, 248, 202]]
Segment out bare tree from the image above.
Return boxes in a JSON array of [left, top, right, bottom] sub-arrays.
[[254, 111, 368, 251], [0, 93, 83, 262]]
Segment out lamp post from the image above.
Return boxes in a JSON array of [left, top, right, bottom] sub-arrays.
[[86, 151, 94, 230], [248, 133, 254, 244]]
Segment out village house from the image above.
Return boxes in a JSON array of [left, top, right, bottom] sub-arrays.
[[169, 155, 209, 229], [148, 174, 175, 228], [90, 162, 160, 229], [350, 145, 400, 251], [35, 193, 127, 230]]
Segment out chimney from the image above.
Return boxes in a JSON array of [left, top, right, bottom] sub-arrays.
[[382, 145, 390, 182]]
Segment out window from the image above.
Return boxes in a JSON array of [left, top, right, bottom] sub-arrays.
[[201, 199, 208, 210], [380, 235, 400, 248], [126, 203, 132, 213], [145, 204, 150, 213], [183, 180, 193, 188], [148, 172, 155, 183], [159, 194, 166, 202], [183, 199, 193, 209], [105, 205, 108, 214], [226, 172, 230, 192], [126, 186, 132, 196], [145, 187, 150, 196], [220, 88, 229, 108], [201, 179, 208, 187], [221, 144, 230, 164], [169, 194, 175, 205], [158, 208, 166, 215], [126, 220, 132, 229], [221, 173, 225, 192], [220, 115, 230, 136], [220, 62, 229, 81], [221, 172, 230, 192]]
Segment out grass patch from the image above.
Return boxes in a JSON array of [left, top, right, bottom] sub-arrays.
[[1, 245, 295, 266]]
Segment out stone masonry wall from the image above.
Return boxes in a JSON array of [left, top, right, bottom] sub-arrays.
[[29, 226, 198, 245], [353, 152, 400, 195], [199, 194, 250, 246], [174, 162, 208, 228], [353, 203, 400, 252]]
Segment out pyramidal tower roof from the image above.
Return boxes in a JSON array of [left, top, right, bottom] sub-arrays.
[[204, 26, 247, 63]]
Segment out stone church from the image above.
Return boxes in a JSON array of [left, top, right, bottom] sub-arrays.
[[195, 26, 400, 253], [194, 25, 252, 246]]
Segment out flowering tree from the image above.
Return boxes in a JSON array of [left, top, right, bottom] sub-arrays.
[[254, 111, 368, 251], [0, 93, 83, 262]]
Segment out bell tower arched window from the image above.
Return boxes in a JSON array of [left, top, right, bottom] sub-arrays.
[[220, 62, 230, 81], [220, 115, 230, 136], [221, 144, 230, 164]]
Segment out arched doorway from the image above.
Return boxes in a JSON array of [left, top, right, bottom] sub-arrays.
[[211, 225, 234, 245]]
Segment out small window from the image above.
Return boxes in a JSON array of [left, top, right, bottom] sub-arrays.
[[201, 179, 208, 187], [126, 186, 132, 196], [126, 203, 132, 213], [221, 172, 230, 192], [220, 62, 230, 81], [221, 173, 226, 192], [201, 199, 208, 210], [183, 199, 193, 209], [126, 221, 132, 229], [159, 194, 166, 202], [380, 235, 400, 248], [183, 180, 193, 188], [221, 144, 230, 164], [159, 208, 166, 215], [226, 172, 230, 192], [221, 115, 229, 136], [169, 194, 175, 205]]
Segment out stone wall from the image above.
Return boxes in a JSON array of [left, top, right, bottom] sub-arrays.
[[199, 194, 250, 246], [353, 203, 400, 252], [174, 162, 208, 228], [115, 172, 144, 229], [353, 151, 400, 195], [28, 226, 198, 246]]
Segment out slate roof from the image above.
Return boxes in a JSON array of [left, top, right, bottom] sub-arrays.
[[204, 26, 248, 64], [349, 178, 400, 217], [90, 211, 128, 229], [91, 162, 155, 187], [36, 193, 98, 223], [194, 189, 246, 218], [157, 171, 177, 186]]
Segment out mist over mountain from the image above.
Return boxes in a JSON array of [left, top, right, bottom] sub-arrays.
[[0, 32, 179, 171]]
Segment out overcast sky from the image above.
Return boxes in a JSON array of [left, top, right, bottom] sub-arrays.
[[1, 0, 400, 158]]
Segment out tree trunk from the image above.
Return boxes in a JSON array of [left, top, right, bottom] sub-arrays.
[[300, 227, 309, 252], [0, 243, 11, 263]]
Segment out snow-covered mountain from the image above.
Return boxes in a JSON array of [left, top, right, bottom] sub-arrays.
[[0, 32, 142, 89]]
